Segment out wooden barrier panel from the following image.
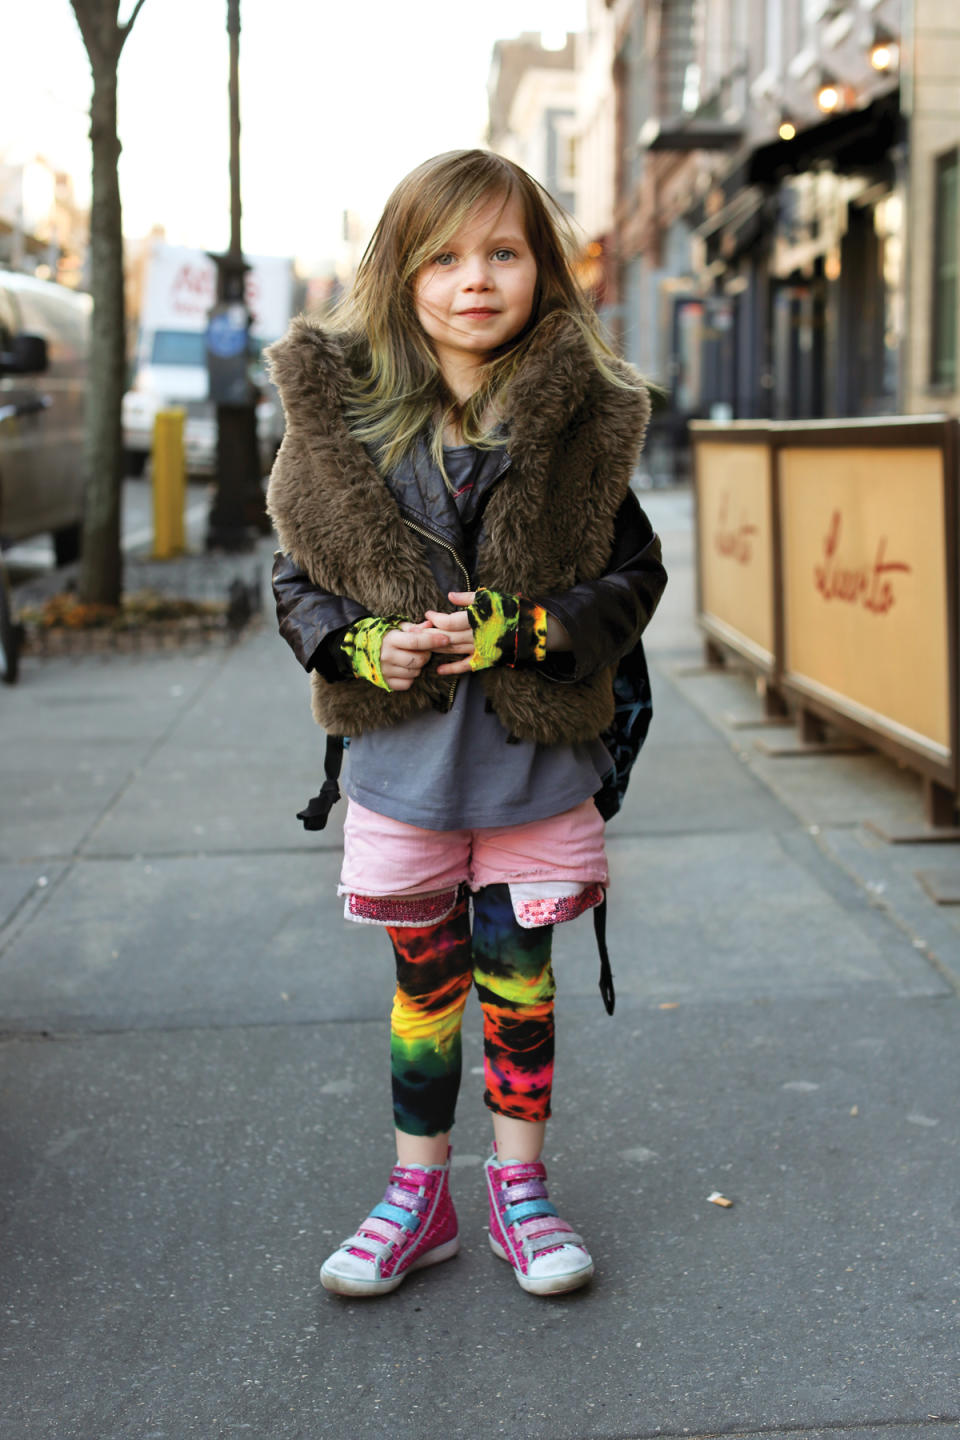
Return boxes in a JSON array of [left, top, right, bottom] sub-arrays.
[[693, 434, 776, 673], [691, 416, 958, 821], [779, 440, 955, 782]]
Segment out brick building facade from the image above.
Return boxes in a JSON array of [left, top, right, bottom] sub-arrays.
[[490, 1, 960, 478]]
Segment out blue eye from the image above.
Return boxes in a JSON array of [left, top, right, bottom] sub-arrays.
[[434, 253, 455, 266], [493, 248, 516, 261]]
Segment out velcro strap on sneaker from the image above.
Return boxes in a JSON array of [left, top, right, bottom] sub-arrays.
[[355, 1217, 402, 1245], [370, 1201, 422, 1232], [516, 1215, 575, 1241], [527, 1229, 586, 1256], [503, 1179, 549, 1204], [343, 1231, 394, 1263], [383, 1184, 429, 1212], [503, 1198, 558, 1227], [495, 1161, 546, 1183]]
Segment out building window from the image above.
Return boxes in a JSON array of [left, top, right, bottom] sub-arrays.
[[931, 148, 959, 388], [764, 0, 783, 75], [659, 0, 697, 118], [559, 131, 578, 187]]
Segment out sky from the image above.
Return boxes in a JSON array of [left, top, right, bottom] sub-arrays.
[[4, 0, 587, 271]]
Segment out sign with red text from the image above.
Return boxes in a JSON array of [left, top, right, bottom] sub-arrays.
[[780, 446, 950, 756], [696, 442, 774, 666]]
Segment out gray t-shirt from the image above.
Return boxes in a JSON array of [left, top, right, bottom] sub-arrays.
[[343, 443, 610, 832]]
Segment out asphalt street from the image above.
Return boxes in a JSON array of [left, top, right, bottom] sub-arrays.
[[0, 488, 958, 1440]]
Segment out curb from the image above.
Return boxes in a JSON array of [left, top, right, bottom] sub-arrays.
[[10, 537, 275, 666]]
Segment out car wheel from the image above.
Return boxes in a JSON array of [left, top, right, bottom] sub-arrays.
[[125, 449, 148, 478], [0, 564, 21, 684], [53, 522, 82, 567]]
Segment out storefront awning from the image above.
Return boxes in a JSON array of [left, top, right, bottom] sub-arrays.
[[746, 89, 901, 185], [684, 87, 901, 235], [641, 117, 744, 152]]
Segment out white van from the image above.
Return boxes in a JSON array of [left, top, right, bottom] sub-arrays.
[[0, 270, 90, 564], [123, 243, 293, 477]]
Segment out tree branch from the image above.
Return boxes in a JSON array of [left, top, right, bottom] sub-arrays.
[[118, 0, 149, 53], [71, 0, 147, 64]]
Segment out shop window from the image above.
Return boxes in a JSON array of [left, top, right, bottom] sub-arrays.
[[931, 148, 959, 388]]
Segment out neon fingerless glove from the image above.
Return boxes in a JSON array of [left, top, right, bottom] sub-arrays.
[[466, 588, 548, 671], [341, 615, 408, 691]]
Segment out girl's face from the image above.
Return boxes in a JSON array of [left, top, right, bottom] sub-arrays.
[[413, 191, 537, 385]]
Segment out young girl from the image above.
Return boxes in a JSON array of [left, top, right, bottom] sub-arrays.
[[266, 150, 666, 1299]]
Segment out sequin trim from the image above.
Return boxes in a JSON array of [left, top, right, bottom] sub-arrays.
[[513, 883, 605, 929], [346, 890, 460, 926]]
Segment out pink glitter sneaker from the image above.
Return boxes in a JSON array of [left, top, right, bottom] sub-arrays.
[[485, 1154, 594, 1296], [320, 1155, 459, 1297]]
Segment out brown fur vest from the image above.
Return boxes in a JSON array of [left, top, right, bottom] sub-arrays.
[[265, 312, 650, 744]]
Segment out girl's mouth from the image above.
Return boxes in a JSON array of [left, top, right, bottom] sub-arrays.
[[459, 308, 499, 318]]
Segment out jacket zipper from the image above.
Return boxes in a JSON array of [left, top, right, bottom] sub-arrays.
[[400, 516, 471, 711]]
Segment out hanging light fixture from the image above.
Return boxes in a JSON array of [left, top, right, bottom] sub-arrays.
[[816, 69, 843, 113], [869, 24, 898, 71]]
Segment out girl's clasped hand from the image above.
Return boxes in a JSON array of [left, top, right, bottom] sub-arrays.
[[378, 592, 476, 689], [364, 589, 560, 689]]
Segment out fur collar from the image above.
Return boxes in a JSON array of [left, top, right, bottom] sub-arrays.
[[265, 312, 650, 744], [266, 309, 634, 476]]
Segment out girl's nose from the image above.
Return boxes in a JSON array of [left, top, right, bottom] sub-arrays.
[[462, 257, 492, 289]]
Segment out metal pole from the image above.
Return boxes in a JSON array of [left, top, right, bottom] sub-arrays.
[[206, 0, 262, 552], [228, 0, 242, 260], [898, 0, 915, 416]]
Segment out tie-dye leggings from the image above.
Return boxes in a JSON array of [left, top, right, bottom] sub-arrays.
[[387, 883, 555, 1137]]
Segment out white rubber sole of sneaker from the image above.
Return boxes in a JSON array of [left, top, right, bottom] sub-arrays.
[[488, 1234, 594, 1296], [320, 1234, 460, 1297]]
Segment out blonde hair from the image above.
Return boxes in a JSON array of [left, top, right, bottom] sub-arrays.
[[332, 149, 634, 480]]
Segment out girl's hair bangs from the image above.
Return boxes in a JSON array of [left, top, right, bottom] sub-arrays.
[[399, 171, 520, 284]]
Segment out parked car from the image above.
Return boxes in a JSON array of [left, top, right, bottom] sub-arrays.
[[0, 270, 91, 682], [0, 269, 90, 565]]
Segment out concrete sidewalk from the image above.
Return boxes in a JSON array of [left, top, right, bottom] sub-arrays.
[[0, 492, 957, 1440]]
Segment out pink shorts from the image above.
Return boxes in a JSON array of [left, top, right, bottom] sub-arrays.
[[339, 797, 608, 929]]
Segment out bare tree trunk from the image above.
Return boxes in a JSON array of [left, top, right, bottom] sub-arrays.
[[79, 62, 125, 604], [71, 0, 148, 606]]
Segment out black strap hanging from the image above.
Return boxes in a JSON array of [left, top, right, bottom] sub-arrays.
[[297, 734, 345, 831], [593, 894, 615, 1016]]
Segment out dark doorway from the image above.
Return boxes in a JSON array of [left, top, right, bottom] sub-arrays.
[[772, 280, 826, 419]]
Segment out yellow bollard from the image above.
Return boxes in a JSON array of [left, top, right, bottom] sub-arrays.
[[152, 408, 187, 558]]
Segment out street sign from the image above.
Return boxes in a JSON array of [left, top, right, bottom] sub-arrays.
[[206, 302, 252, 405]]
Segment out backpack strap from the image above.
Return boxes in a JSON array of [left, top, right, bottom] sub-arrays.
[[593, 894, 615, 1016], [297, 734, 344, 831]]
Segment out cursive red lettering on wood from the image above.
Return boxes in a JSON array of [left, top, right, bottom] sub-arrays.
[[814, 510, 911, 615], [714, 492, 759, 565]]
